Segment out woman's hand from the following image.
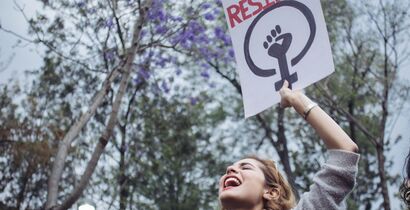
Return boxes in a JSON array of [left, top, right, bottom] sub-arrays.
[[278, 80, 312, 115], [278, 80, 295, 108]]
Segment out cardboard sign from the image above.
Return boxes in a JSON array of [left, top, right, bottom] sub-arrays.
[[222, 0, 334, 118]]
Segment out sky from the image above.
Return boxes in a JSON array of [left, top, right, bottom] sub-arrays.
[[0, 0, 409, 209], [0, 0, 43, 85]]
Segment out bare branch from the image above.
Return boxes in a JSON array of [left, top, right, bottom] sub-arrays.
[[49, 1, 153, 209], [316, 84, 379, 146], [12, 0, 102, 73]]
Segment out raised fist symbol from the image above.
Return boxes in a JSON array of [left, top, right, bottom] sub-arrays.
[[263, 25, 298, 91]]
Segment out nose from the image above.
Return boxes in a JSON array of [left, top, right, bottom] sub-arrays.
[[226, 165, 238, 174]]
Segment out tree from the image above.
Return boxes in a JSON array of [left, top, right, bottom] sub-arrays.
[[1, 0, 409, 209], [308, 1, 410, 209], [2, 0, 231, 209]]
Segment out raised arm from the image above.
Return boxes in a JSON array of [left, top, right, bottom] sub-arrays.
[[279, 81, 358, 153], [280, 81, 360, 210]]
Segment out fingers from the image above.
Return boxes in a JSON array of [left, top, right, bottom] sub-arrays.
[[279, 80, 289, 93], [282, 80, 289, 89], [279, 80, 291, 108], [279, 80, 289, 95]]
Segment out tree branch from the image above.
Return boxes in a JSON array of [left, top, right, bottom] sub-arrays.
[[316, 84, 379, 146], [51, 1, 153, 209]]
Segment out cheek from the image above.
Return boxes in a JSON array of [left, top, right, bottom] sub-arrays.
[[218, 176, 226, 192], [218, 176, 225, 186], [243, 173, 266, 190]]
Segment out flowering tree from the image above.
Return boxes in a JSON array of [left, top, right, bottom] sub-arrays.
[[1, 0, 234, 209], [1, 0, 409, 209]]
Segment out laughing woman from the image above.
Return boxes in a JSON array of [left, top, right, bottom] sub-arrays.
[[219, 81, 360, 210], [400, 149, 410, 209]]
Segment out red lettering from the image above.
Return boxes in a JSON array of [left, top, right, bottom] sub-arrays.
[[263, 0, 278, 10], [227, 4, 242, 28], [239, 0, 252, 21], [226, 0, 281, 29], [248, 0, 264, 16]]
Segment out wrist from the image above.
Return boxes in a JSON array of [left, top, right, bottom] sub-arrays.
[[303, 102, 318, 120], [290, 93, 314, 115]]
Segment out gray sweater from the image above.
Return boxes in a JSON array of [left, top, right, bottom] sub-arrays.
[[294, 150, 360, 210]]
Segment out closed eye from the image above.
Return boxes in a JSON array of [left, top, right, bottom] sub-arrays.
[[240, 162, 255, 170]]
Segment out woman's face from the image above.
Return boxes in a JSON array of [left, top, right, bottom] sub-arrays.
[[218, 158, 267, 209]]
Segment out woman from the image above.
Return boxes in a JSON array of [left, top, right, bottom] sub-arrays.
[[400, 149, 410, 209], [219, 81, 360, 210]]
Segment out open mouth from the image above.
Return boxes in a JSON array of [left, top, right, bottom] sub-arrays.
[[223, 176, 242, 190]]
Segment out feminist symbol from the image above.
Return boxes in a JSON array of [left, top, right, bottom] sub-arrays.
[[244, 1, 316, 91]]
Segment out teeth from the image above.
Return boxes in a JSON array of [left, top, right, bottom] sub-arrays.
[[224, 177, 241, 187]]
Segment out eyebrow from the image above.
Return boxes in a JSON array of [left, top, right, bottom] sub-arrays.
[[238, 162, 256, 168]]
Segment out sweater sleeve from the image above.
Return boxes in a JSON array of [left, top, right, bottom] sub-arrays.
[[293, 150, 360, 210]]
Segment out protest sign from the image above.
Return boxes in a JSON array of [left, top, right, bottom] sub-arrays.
[[221, 0, 334, 118]]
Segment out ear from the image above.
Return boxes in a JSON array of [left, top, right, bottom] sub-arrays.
[[263, 187, 280, 201]]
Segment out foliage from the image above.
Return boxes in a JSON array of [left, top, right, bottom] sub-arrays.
[[0, 0, 409, 209]]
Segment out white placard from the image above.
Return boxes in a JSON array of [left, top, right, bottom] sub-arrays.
[[222, 0, 334, 118]]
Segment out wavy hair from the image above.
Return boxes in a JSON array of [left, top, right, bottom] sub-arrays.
[[400, 149, 410, 209], [247, 155, 296, 210]]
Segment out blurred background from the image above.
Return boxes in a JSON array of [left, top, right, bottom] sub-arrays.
[[0, 0, 409, 209]]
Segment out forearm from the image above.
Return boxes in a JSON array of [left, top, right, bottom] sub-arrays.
[[290, 93, 359, 152]]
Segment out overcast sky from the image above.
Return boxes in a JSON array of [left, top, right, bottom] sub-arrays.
[[0, 0, 409, 209]]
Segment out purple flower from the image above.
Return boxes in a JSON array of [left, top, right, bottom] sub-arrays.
[[77, 1, 85, 8], [199, 48, 211, 58], [140, 29, 147, 38], [134, 77, 143, 85], [180, 40, 192, 49], [190, 97, 198, 106], [214, 27, 225, 39], [201, 63, 210, 68], [228, 48, 235, 58], [138, 68, 150, 80], [197, 35, 209, 43], [105, 18, 114, 29], [223, 35, 232, 45], [200, 70, 210, 79], [127, 0, 134, 6], [156, 10, 167, 21], [171, 21, 207, 48], [176, 68, 182, 76], [104, 50, 115, 61], [161, 81, 170, 93], [156, 57, 169, 68], [201, 3, 212, 9], [215, 27, 232, 45], [188, 21, 205, 34], [88, 8, 97, 14], [155, 25, 168, 34], [148, 1, 166, 21], [204, 13, 215, 21], [148, 50, 155, 57]]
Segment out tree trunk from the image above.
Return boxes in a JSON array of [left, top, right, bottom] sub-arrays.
[[376, 143, 390, 210], [119, 125, 128, 210], [276, 106, 299, 200], [378, 28, 391, 210], [46, 65, 122, 209], [46, 1, 153, 209]]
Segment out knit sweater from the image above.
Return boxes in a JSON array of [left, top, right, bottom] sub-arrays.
[[293, 150, 360, 210]]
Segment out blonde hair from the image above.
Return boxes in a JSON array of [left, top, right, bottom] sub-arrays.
[[247, 155, 296, 210]]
